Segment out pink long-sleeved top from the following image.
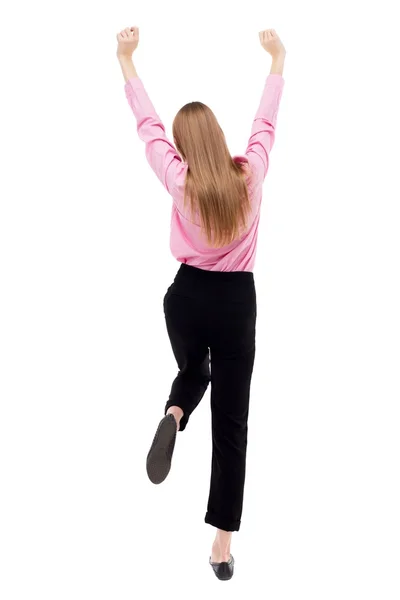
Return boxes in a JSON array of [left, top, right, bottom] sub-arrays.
[[124, 74, 284, 272]]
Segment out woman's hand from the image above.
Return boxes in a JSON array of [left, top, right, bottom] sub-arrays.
[[259, 29, 286, 59], [116, 27, 139, 60], [259, 29, 286, 75]]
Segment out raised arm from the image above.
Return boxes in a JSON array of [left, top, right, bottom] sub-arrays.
[[245, 30, 286, 184], [116, 27, 184, 195]]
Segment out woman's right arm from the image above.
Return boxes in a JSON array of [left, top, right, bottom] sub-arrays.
[[245, 30, 286, 183]]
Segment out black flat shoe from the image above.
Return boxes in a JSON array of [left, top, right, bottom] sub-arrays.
[[209, 555, 235, 581], [146, 414, 177, 484]]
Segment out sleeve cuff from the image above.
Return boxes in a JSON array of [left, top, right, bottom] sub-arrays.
[[125, 76, 143, 90], [266, 73, 285, 85]]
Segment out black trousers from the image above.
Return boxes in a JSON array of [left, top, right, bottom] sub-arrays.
[[163, 263, 257, 532]]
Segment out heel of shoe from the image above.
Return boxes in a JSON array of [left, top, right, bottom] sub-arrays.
[[209, 555, 234, 580]]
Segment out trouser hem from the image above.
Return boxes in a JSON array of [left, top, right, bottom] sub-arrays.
[[205, 511, 241, 532]]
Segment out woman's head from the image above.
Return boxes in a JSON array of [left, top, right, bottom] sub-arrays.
[[172, 102, 251, 248]]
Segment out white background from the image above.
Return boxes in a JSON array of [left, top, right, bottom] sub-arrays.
[[1, 0, 399, 598]]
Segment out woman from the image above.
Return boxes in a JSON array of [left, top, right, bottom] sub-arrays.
[[116, 26, 285, 580]]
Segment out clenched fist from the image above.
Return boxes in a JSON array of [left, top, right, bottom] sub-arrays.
[[259, 29, 285, 59], [116, 27, 139, 59]]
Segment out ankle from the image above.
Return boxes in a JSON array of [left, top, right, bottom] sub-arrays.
[[212, 531, 232, 562], [166, 406, 183, 429], [216, 530, 232, 546], [211, 544, 231, 563]]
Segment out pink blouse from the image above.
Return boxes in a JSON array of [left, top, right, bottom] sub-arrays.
[[124, 74, 284, 271]]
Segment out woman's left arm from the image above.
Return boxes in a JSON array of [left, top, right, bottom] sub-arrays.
[[116, 27, 185, 196]]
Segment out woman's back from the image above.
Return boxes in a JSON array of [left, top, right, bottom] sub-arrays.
[[167, 155, 260, 271], [124, 73, 285, 271]]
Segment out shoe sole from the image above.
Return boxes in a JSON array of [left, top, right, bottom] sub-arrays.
[[146, 414, 177, 484]]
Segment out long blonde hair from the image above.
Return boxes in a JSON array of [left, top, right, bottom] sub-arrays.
[[172, 102, 251, 248]]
